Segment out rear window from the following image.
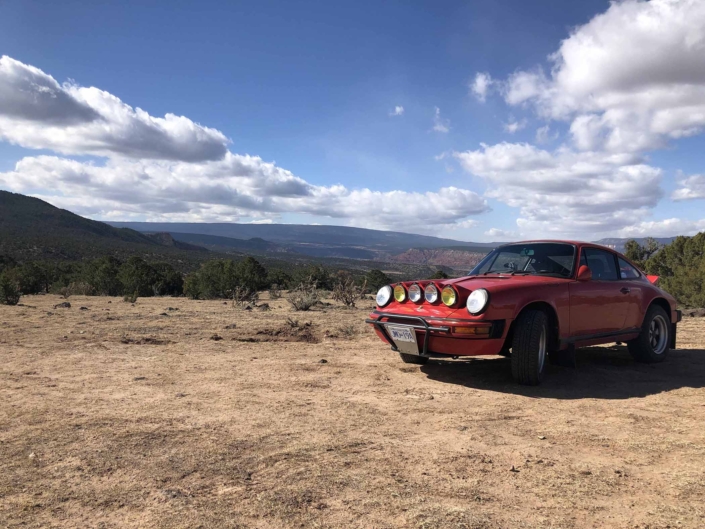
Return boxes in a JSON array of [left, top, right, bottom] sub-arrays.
[[618, 257, 641, 279]]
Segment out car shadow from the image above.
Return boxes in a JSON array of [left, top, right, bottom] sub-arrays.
[[419, 346, 705, 399]]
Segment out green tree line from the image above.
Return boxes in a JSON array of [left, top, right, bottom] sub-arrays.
[[0, 252, 393, 305]]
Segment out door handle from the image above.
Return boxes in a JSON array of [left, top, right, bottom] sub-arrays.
[[620, 287, 631, 294]]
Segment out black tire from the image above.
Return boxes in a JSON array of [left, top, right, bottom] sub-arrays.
[[399, 353, 428, 365], [628, 305, 670, 363], [511, 309, 549, 385]]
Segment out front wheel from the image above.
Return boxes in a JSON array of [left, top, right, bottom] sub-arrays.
[[628, 305, 670, 363], [511, 309, 548, 385], [399, 353, 428, 365]]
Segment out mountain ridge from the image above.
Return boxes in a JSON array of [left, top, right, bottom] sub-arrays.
[[107, 221, 495, 253]]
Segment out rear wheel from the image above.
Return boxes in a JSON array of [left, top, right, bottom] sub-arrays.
[[511, 309, 548, 385], [628, 305, 670, 363], [399, 353, 428, 365]]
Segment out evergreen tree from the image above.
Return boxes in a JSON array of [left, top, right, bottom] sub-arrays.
[[645, 232, 705, 307], [235, 256, 268, 292], [86, 256, 123, 296], [0, 270, 21, 305], [151, 262, 184, 296], [118, 257, 158, 297], [365, 269, 391, 290]]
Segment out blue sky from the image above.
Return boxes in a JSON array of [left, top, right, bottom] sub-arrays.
[[1, 0, 705, 241]]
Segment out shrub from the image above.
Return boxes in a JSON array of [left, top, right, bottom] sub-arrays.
[[0, 271, 21, 306], [67, 281, 95, 296], [269, 284, 282, 299], [429, 270, 449, 280], [338, 324, 358, 338], [58, 287, 70, 299], [231, 286, 259, 309], [287, 278, 320, 311], [332, 271, 366, 308], [123, 291, 138, 303]]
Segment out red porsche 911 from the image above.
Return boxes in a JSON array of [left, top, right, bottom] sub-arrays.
[[367, 241, 681, 385]]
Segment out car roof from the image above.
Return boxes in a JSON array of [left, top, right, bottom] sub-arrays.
[[496, 239, 596, 247], [495, 239, 625, 254]]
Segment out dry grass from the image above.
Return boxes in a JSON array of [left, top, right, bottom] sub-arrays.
[[1, 294, 705, 528]]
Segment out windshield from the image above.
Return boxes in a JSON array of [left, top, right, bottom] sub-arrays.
[[469, 243, 576, 278]]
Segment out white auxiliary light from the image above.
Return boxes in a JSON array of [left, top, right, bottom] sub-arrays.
[[467, 289, 489, 314], [376, 285, 393, 307], [424, 284, 439, 303]]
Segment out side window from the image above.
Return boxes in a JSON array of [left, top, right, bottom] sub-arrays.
[[583, 248, 619, 281], [618, 257, 641, 279]]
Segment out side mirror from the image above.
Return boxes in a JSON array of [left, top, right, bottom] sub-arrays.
[[577, 265, 592, 281]]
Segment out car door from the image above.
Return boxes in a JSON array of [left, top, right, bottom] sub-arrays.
[[569, 248, 628, 337], [617, 256, 646, 330]]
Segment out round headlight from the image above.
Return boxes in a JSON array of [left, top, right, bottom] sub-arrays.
[[393, 284, 406, 302], [409, 284, 422, 303], [376, 285, 392, 307], [467, 289, 489, 314], [424, 283, 439, 303], [441, 286, 457, 307]]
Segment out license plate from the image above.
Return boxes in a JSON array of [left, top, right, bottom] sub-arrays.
[[385, 324, 419, 355]]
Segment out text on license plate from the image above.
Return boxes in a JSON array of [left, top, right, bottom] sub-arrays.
[[387, 325, 416, 343]]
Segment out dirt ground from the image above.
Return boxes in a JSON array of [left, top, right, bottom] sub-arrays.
[[1, 294, 704, 529]]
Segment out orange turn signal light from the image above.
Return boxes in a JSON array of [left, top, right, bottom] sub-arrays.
[[453, 325, 491, 335]]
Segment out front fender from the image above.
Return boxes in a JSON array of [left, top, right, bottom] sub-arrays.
[[470, 283, 571, 343]]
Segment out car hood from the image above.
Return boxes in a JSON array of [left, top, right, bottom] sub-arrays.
[[373, 274, 570, 321], [446, 274, 569, 291]]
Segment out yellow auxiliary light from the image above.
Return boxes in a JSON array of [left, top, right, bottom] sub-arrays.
[[393, 284, 407, 302], [441, 286, 457, 307]]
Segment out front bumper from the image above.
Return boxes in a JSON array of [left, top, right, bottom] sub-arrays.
[[366, 311, 507, 357]]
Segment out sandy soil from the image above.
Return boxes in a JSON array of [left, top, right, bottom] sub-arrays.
[[1, 294, 704, 529]]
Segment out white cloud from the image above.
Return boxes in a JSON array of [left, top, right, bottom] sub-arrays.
[[484, 228, 519, 240], [431, 107, 450, 133], [503, 118, 526, 134], [496, 0, 705, 153], [504, 69, 549, 107], [618, 218, 705, 238], [672, 173, 705, 200], [535, 125, 555, 144], [390, 105, 404, 116], [456, 1, 705, 238], [0, 154, 489, 233], [471, 73, 493, 102], [454, 142, 663, 236], [0, 55, 492, 235], [0, 56, 229, 161]]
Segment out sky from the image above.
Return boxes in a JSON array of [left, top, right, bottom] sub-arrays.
[[1, 0, 705, 242]]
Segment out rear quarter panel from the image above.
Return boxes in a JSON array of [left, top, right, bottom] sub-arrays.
[[638, 281, 679, 324]]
